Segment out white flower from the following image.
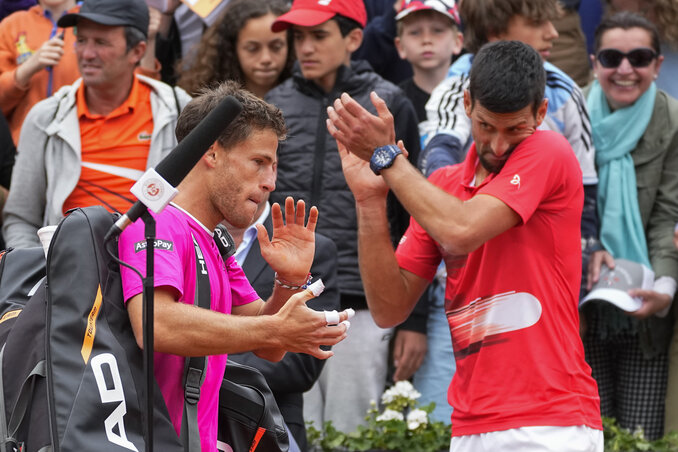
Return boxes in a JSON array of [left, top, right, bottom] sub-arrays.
[[632, 426, 646, 439], [406, 409, 428, 430], [380, 380, 421, 405], [394, 380, 421, 400], [381, 388, 396, 404], [376, 409, 404, 422]]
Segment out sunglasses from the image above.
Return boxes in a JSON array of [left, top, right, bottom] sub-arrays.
[[596, 48, 657, 68]]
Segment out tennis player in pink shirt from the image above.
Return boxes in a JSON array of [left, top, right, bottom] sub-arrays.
[[119, 81, 351, 450]]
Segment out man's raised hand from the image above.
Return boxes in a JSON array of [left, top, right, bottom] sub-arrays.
[[326, 91, 397, 162], [257, 197, 317, 285]]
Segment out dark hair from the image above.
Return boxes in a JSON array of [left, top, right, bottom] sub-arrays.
[[594, 11, 661, 55], [332, 14, 363, 37], [460, 0, 561, 53], [177, 0, 293, 96], [176, 80, 287, 150], [124, 26, 146, 52], [469, 40, 545, 114]]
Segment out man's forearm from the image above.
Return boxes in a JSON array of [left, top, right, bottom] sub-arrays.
[[381, 155, 474, 254], [132, 289, 343, 361], [382, 154, 521, 255], [356, 197, 420, 327], [262, 283, 306, 316], [131, 293, 284, 356]]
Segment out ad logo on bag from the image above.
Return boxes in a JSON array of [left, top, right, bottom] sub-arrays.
[[92, 353, 139, 451], [216, 441, 234, 452]]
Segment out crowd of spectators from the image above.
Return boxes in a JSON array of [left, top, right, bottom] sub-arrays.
[[1, 0, 678, 449]]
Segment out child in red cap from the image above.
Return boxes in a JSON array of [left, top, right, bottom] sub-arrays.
[[267, 0, 425, 436]]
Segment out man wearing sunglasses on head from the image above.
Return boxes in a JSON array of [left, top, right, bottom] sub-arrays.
[[583, 11, 678, 441]]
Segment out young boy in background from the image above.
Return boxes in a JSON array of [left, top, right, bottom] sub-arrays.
[[395, 0, 463, 125], [394, 0, 463, 424]]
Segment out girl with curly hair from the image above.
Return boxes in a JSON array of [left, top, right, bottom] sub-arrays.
[[177, 0, 293, 98]]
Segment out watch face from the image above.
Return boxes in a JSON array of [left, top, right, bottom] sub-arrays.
[[374, 150, 391, 165], [370, 145, 401, 174]]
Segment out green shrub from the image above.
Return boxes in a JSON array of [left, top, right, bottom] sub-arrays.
[[308, 383, 678, 452], [603, 417, 678, 451], [307, 381, 450, 452]]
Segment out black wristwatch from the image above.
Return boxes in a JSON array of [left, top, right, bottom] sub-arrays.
[[370, 144, 402, 175]]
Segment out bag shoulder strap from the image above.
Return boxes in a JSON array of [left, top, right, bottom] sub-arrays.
[[0, 345, 9, 444], [181, 232, 211, 451], [214, 225, 236, 260], [0, 342, 46, 451]]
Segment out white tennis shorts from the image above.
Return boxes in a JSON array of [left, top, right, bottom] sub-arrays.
[[449, 425, 603, 452]]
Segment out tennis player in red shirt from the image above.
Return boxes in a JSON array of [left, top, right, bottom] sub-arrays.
[[327, 40, 602, 451]]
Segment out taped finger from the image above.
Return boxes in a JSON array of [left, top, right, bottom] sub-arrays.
[[324, 310, 340, 325], [308, 279, 325, 296]]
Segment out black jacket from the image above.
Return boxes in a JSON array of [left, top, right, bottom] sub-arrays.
[[266, 60, 421, 312], [229, 214, 340, 451]]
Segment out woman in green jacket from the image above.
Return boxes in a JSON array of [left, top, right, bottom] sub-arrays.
[[583, 11, 678, 440]]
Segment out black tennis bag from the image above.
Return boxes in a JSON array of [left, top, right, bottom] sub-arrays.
[[0, 247, 45, 346], [0, 206, 183, 451], [218, 360, 289, 452], [0, 206, 290, 452]]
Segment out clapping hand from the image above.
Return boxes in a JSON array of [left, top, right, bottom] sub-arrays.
[[326, 91, 397, 162], [257, 196, 317, 285]]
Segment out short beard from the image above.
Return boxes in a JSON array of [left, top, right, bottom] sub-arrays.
[[477, 146, 516, 174], [478, 154, 503, 174]]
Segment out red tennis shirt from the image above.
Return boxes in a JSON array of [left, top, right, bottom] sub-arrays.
[[396, 130, 601, 436]]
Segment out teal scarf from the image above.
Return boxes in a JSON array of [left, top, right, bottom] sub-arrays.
[[587, 80, 656, 268]]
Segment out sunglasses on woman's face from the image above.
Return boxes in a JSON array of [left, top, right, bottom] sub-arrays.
[[596, 48, 657, 68]]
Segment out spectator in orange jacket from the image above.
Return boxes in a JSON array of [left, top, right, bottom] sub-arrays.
[[0, 0, 79, 144], [0, 0, 164, 145]]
